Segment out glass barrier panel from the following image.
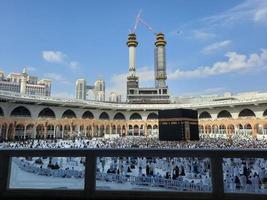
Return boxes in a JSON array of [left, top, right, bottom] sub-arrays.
[[9, 156, 85, 190], [96, 156, 212, 192], [223, 158, 267, 194]]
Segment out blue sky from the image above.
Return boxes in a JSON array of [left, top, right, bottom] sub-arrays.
[[0, 0, 267, 99]]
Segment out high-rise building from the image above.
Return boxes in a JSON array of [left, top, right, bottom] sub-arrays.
[[96, 91, 105, 101], [109, 92, 122, 102], [94, 79, 105, 101], [75, 79, 87, 100], [75, 78, 106, 101], [0, 68, 51, 96]]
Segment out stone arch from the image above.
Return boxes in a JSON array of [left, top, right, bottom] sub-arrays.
[[93, 125, 99, 137], [7, 123, 14, 140], [212, 125, 218, 133], [15, 124, 25, 140], [219, 124, 226, 134], [79, 125, 84, 135], [10, 106, 31, 117], [128, 125, 133, 136], [85, 125, 93, 138], [82, 111, 94, 119], [235, 124, 243, 135], [130, 113, 142, 120], [47, 124, 55, 139], [0, 123, 8, 139], [36, 124, 45, 139], [227, 124, 235, 134], [25, 124, 34, 139], [100, 125, 105, 136], [113, 112, 126, 120], [63, 124, 71, 138], [147, 113, 158, 120], [237, 124, 243, 129], [117, 125, 122, 135], [205, 125, 211, 134], [112, 125, 116, 134], [99, 112, 109, 120], [199, 111, 211, 119], [263, 124, 267, 135], [62, 109, 76, 118], [238, 109, 256, 118], [244, 123, 252, 135], [217, 110, 232, 118], [254, 124, 262, 135], [55, 124, 63, 138], [147, 125, 152, 135], [133, 124, 139, 136], [199, 125, 204, 133], [122, 125, 126, 136], [72, 124, 79, 137], [244, 123, 252, 129], [106, 125, 110, 134], [38, 107, 56, 118]]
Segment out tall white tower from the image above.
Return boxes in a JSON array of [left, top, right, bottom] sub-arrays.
[[126, 33, 139, 99], [154, 33, 167, 88], [75, 79, 87, 100], [94, 79, 105, 101], [127, 33, 138, 76], [20, 67, 28, 95]]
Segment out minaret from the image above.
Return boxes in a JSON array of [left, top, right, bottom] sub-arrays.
[[127, 33, 138, 76], [20, 67, 28, 95], [154, 33, 167, 88], [126, 33, 139, 98]]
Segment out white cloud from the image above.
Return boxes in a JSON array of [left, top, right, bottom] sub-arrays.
[[254, 6, 267, 23], [42, 51, 66, 63], [202, 40, 231, 55], [168, 49, 267, 80], [42, 50, 80, 71], [192, 30, 216, 40], [203, 0, 267, 25], [44, 73, 71, 84]]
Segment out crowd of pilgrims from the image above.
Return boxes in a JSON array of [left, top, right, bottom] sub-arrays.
[[0, 136, 267, 149], [1, 137, 267, 192]]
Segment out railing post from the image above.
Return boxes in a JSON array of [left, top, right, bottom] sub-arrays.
[[85, 153, 96, 198], [211, 157, 224, 200], [0, 156, 10, 197]]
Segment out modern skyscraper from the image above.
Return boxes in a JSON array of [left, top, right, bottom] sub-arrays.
[[75, 78, 106, 101], [94, 79, 105, 101], [75, 79, 87, 100]]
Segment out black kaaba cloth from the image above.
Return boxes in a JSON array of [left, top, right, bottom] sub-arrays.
[[158, 109, 199, 141]]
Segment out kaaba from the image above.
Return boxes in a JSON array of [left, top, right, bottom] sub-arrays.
[[158, 109, 199, 141]]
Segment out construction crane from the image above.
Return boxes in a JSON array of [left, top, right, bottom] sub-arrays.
[[131, 9, 157, 35]]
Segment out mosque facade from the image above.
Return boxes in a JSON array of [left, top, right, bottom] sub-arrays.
[[0, 33, 267, 141]]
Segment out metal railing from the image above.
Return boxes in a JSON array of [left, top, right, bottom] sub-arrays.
[[0, 148, 267, 200]]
